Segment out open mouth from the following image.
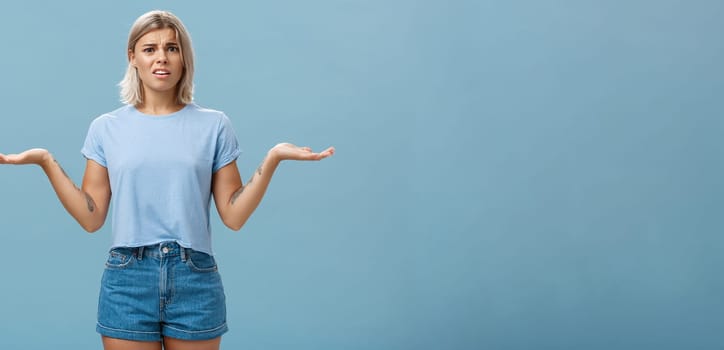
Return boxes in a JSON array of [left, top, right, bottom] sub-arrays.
[[153, 69, 170, 76]]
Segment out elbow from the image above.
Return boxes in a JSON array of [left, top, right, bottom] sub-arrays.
[[81, 220, 104, 233], [220, 207, 253, 232], [225, 221, 244, 232], [222, 217, 246, 232], [82, 225, 99, 233]]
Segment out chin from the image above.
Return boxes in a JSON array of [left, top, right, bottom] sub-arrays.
[[144, 84, 179, 94]]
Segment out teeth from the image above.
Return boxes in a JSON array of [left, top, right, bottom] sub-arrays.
[[154, 71, 169, 75]]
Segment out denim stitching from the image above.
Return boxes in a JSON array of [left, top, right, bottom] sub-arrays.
[[164, 322, 228, 334], [97, 323, 161, 335]]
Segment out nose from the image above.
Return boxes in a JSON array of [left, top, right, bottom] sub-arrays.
[[156, 50, 168, 64]]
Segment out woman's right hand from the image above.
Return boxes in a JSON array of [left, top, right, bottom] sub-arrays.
[[0, 148, 52, 166]]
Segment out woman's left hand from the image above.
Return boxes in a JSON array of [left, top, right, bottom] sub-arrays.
[[269, 143, 335, 162]]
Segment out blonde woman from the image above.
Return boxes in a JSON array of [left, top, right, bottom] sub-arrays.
[[0, 10, 334, 350]]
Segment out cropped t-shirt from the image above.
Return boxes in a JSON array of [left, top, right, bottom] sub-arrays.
[[81, 103, 241, 255]]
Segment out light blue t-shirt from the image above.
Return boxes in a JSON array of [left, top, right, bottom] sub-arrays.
[[81, 103, 241, 255]]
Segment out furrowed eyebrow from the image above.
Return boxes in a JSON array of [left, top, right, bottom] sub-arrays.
[[141, 42, 179, 47]]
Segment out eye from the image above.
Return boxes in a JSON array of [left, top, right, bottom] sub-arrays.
[[143, 47, 154, 53], [168, 46, 179, 52]]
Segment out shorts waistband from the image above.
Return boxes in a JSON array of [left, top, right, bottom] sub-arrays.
[[130, 242, 190, 261]]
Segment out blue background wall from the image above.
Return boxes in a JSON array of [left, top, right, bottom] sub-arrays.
[[0, 1, 722, 349]]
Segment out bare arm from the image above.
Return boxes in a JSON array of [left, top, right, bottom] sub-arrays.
[[0, 148, 111, 232], [213, 143, 334, 231]]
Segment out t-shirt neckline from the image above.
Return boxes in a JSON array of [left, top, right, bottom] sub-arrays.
[[130, 103, 192, 119]]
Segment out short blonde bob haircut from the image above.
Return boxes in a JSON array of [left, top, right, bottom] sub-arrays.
[[119, 10, 195, 105]]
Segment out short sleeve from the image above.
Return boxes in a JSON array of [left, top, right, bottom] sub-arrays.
[[213, 113, 241, 173], [80, 117, 107, 167]]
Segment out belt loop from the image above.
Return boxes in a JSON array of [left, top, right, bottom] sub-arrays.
[[180, 246, 188, 262], [137, 246, 145, 261]]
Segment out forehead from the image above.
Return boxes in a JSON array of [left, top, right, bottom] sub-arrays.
[[137, 27, 178, 45]]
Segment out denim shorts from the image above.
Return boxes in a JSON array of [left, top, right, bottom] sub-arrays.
[[96, 241, 228, 341]]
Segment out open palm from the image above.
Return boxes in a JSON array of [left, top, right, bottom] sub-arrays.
[[270, 143, 335, 161], [0, 148, 51, 165]]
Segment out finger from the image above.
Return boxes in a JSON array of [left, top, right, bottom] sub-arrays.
[[0, 154, 16, 164], [301, 152, 324, 161], [313, 150, 334, 160], [319, 147, 335, 157]]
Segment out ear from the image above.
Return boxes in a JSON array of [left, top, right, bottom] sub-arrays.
[[128, 49, 136, 67]]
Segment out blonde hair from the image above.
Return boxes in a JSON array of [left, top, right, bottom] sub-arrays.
[[119, 10, 195, 105]]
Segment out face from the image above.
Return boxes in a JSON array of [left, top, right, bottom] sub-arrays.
[[130, 28, 184, 99]]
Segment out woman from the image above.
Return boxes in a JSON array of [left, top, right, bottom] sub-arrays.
[[0, 10, 334, 350]]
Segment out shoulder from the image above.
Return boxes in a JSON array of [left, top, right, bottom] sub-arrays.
[[84, 106, 130, 138], [89, 105, 133, 125], [185, 103, 236, 131], [186, 103, 228, 120]]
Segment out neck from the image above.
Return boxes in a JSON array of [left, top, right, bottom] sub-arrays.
[[136, 91, 185, 115]]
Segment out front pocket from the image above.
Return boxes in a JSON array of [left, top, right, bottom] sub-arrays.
[[105, 248, 135, 269], [186, 250, 218, 273]]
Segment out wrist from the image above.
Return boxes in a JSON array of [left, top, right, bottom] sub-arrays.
[[266, 147, 283, 165], [38, 152, 54, 170]]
